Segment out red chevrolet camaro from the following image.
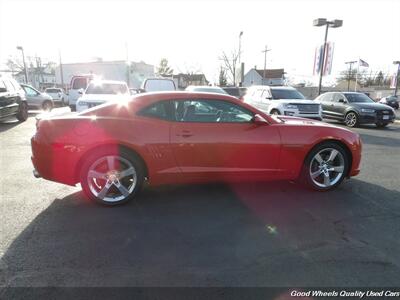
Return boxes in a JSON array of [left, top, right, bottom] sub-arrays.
[[31, 92, 362, 205]]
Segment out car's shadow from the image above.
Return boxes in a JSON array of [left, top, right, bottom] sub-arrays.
[[1, 180, 400, 289]]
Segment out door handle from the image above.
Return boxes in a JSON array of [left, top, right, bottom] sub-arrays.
[[178, 130, 193, 138]]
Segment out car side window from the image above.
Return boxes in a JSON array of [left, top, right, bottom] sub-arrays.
[[261, 89, 271, 100], [24, 86, 39, 97], [137, 101, 173, 121], [333, 93, 344, 102], [320, 93, 333, 102], [174, 99, 254, 123]]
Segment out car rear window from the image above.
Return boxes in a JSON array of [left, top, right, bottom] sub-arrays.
[[46, 88, 60, 93], [72, 78, 88, 89]]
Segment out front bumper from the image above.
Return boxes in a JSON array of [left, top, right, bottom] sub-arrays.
[[358, 113, 395, 124]]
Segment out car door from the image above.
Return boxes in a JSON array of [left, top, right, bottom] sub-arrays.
[[319, 93, 335, 118], [22, 85, 42, 108], [332, 93, 348, 119], [258, 88, 272, 113], [170, 98, 282, 182], [0, 79, 19, 118]]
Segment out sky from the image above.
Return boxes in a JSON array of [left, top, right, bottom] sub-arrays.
[[1, 0, 399, 84]]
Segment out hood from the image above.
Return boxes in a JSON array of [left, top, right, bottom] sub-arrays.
[[78, 93, 130, 102], [349, 102, 394, 111], [277, 115, 345, 128], [274, 99, 317, 104]]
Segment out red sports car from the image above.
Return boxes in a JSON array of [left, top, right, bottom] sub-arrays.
[[31, 92, 362, 205]]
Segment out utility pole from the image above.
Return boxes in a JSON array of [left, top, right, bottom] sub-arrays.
[[125, 42, 130, 87], [59, 50, 64, 89], [394, 61, 400, 96], [345, 60, 357, 91], [262, 45, 271, 85], [16, 46, 28, 83]]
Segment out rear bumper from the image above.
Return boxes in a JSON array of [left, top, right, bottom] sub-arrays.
[[31, 135, 78, 186]]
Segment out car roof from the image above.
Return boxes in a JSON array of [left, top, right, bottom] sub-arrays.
[[89, 79, 127, 85], [247, 85, 295, 90]]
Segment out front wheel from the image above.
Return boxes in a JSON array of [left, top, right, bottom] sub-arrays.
[[376, 122, 388, 128], [344, 112, 358, 127], [42, 101, 53, 111], [80, 148, 145, 206], [16, 102, 28, 122], [301, 142, 350, 191]]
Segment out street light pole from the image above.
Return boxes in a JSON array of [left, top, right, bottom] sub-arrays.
[[394, 61, 400, 96], [16, 46, 28, 84], [345, 60, 357, 91], [313, 18, 343, 95], [238, 31, 243, 86]]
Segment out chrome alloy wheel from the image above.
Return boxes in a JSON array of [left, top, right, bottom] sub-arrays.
[[309, 148, 345, 188], [87, 155, 137, 203], [345, 112, 357, 127]]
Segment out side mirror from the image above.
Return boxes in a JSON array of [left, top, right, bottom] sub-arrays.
[[78, 89, 84, 95], [338, 98, 346, 103], [265, 96, 272, 100], [252, 114, 269, 125]]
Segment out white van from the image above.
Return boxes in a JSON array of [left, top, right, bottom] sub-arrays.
[[67, 74, 95, 111], [141, 78, 176, 92]]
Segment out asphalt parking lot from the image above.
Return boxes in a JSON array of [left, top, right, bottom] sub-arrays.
[[0, 111, 400, 289]]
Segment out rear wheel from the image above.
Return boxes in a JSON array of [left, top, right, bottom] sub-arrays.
[[16, 102, 28, 122], [301, 142, 349, 191], [80, 148, 145, 206], [344, 111, 358, 127], [42, 101, 53, 111]]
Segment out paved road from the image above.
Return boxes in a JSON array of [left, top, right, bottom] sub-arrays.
[[0, 113, 400, 289]]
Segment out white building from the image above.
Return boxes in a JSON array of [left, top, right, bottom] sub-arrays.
[[55, 60, 154, 89], [243, 68, 285, 87]]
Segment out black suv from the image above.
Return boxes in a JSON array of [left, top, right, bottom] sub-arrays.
[[316, 92, 395, 128], [0, 77, 28, 122]]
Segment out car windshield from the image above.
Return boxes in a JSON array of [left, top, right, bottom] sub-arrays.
[[344, 93, 375, 103], [271, 89, 305, 100], [86, 83, 128, 95]]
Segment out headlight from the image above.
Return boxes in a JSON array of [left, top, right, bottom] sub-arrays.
[[78, 101, 89, 106], [284, 104, 298, 109], [361, 108, 375, 113]]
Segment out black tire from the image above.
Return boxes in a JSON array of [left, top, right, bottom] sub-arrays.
[[301, 142, 350, 191], [376, 122, 388, 128], [270, 109, 281, 115], [80, 147, 145, 206], [42, 101, 53, 111], [16, 102, 28, 122], [344, 111, 359, 127]]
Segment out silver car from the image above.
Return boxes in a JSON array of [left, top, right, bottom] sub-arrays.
[[21, 84, 54, 111], [44, 87, 67, 105]]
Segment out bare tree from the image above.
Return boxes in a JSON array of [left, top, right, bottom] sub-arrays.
[[156, 58, 174, 76], [218, 67, 228, 86], [219, 50, 239, 86]]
